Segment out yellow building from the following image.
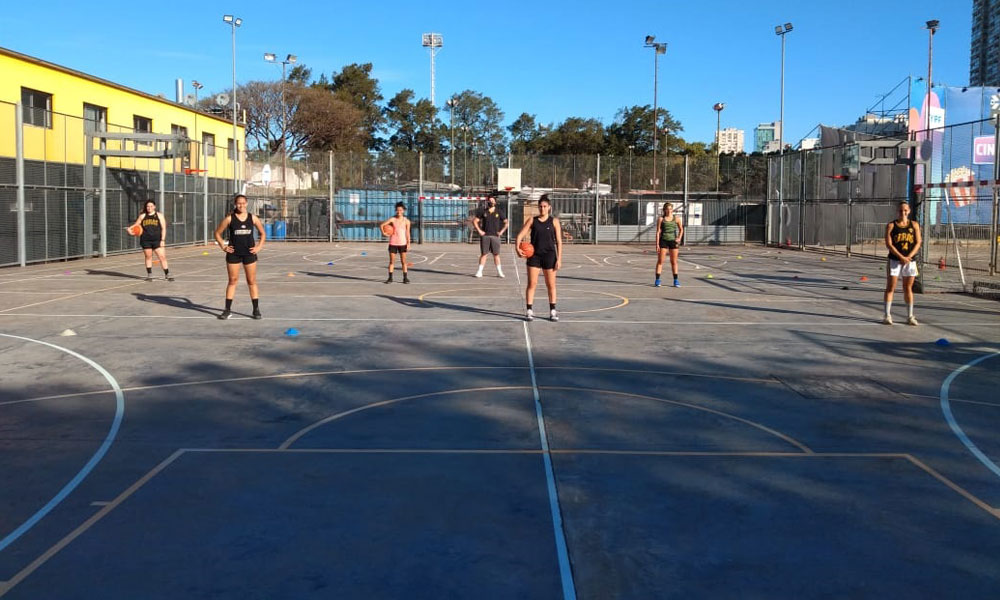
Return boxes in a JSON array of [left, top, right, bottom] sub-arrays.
[[0, 45, 244, 179]]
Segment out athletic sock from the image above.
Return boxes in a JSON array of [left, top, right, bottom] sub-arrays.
[[252, 298, 259, 311], [549, 303, 556, 310], [526, 303, 533, 310], [164, 268, 170, 276], [673, 272, 678, 280], [907, 302, 914, 318], [225, 299, 233, 311], [146, 267, 152, 275], [884, 301, 892, 317]]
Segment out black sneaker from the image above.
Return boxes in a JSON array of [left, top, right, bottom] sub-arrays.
[[165, 276, 175, 282], [217, 310, 232, 320], [252, 309, 262, 320], [145, 276, 153, 282], [403, 275, 410, 284], [384, 275, 393, 284]]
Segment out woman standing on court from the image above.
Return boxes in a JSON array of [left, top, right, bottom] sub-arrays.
[[883, 201, 921, 326], [515, 195, 562, 321], [381, 202, 411, 284], [653, 202, 684, 287], [130, 200, 173, 281], [214, 194, 266, 320]]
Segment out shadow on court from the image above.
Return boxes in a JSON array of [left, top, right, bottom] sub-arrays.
[[85, 269, 146, 280], [376, 294, 523, 319], [132, 293, 226, 317]]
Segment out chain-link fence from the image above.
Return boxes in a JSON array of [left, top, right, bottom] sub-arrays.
[[0, 100, 239, 267], [768, 117, 999, 294]]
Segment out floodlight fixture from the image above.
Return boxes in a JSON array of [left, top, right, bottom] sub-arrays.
[[645, 35, 655, 44], [784, 23, 793, 31], [223, 14, 233, 23], [287, 54, 297, 63], [191, 80, 203, 90], [775, 25, 783, 34], [264, 53, 276, 62], [925, 19, 939, 31]]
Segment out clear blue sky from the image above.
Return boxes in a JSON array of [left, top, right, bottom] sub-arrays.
[[1, 0, 976, 151]]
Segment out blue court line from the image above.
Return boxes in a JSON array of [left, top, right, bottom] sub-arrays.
[[0, 333, 125, 553], [522, 322, 578, 600], [940, 350, 1000, 480]]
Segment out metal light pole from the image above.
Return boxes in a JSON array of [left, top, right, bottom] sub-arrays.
[[462, 125, 469, 188], [447, 98, 456, 185], [265, 52, 297, 217], [925, 20, 939, 133], [644, 36, 667, 189], [627, 145, 634, 192], [421, 33, 443, 105], [191, 79, 203, 146], [223, 15, 242, 192], [714, 102, 725, 193], [775, 22, 792, 245]]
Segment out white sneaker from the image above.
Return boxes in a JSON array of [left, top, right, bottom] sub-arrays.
[[497, 269, 505, 278], [882, 315, 893, 325], [550, 309, 559, 322], [474, 270, 483, 278], [907, 315, 918, 326], [525, 309, 534, 321]]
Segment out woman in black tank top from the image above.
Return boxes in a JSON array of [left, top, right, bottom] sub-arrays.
[[213, 194, 267, 320], [129, 200, 172, 281], [515, 195, 563, 321], [882, 201, 922, 326]]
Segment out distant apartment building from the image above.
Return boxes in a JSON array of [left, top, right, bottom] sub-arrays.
[[798, 138, 819, 150], [715, 127, 745, 154], [754, 122, 781, 153], [970, 0, 1000, 86]]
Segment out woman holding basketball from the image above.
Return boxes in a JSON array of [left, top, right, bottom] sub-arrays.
[[654, 202, 684, 287], [130, 200, 172, 281], [381, 202, 411, 284], [515, 195, 562, 321], [214, 194, 266, 320], [883, 201, 921, 326]]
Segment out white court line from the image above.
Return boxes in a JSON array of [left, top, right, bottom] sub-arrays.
[[939, 351, 1000, 481], [583, 255, 601, 265], [0, 334, 125, 554], [429, 253, 447, 265], [522, 323, 577, 600]]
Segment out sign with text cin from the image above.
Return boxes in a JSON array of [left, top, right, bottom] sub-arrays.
[[973, 136, 995, 165]]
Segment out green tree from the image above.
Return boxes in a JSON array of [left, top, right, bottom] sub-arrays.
[[508, 113, 541, 154], [448, 90, 507, 160], [384, 89, 446, 153], [544, 117, 607, 155], [320, 63, 384, 151], [605, 104, 683, 155]]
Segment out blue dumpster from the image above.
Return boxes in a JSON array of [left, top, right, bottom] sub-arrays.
[[273, 220, 286, 240]]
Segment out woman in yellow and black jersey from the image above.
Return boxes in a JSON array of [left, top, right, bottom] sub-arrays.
[[213, 194, 267, 320], [883, 201, 921, 326], [654, 202, 684, 287], [129, 200, 172, 281]]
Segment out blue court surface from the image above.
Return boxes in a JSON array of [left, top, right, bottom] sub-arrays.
[[0, 243, 998, 599]]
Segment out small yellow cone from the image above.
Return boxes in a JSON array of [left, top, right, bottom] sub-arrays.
[[737, 255, 743, 259], [705, 274, 714, 279], [59, 329, 77, 337], [288, 272, 295, 277], [821, 257, 827, 261], [202, 251, 209, 255]]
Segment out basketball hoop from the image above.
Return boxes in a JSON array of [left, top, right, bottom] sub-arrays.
[[824, 174, 849, 181], [184, 168, 208, 175], [503, 186, 514, 192]]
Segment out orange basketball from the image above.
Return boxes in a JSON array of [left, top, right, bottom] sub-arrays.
[[381, 223, 394, 237], [128, 224, 142, 236], [519, 242, 535, 259]]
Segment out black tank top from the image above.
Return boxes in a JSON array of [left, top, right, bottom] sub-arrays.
[[140, 212, 162, 240], [530, 216, 557, 254], [228, 213, 256, 256], [888, 220, 915, 258]]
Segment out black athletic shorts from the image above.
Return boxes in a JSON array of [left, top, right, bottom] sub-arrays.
[[226, 253, 258, 265], [658, 240, 678, 250], [140, 238, 162, 250], [526, 251, 557, 270], [388, 244, 408, 254]]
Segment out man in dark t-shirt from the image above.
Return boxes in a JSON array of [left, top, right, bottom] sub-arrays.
[[474, 196, 508, 278]]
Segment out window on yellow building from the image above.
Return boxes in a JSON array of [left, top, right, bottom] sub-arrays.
[[133, 115, 152, 147], [203, 133, 216, 156], [21, 87, 52, 128], [83, 103, 106, 133], [227, 138, 236, 159], [171, 124, 188, 138]]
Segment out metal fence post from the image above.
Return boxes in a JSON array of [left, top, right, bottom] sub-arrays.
[[990, 114, 999, 275], [765, 157, 772, 246], [158, 158, 165, 213], [99, 139, 107, 257], [418, 151, 424, 244], [329, 151, 335, 243], [799, 153, 806, 250], [203, 143, 209, 245], [594, 154, 600, 244], [15, 102, 26, 266], [682, 154, 689, 247]]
